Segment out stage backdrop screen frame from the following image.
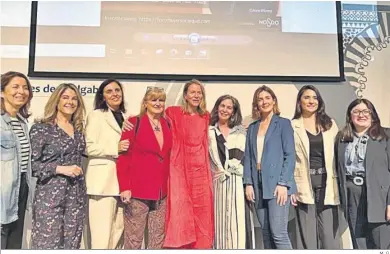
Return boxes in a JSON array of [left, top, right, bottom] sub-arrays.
[[28, 1, 345, 82]]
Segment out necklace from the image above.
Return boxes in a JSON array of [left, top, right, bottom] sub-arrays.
[[148, 117, 161, 132]]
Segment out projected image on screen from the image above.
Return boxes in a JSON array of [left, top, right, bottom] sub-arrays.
[[32, 1, 342, 79]]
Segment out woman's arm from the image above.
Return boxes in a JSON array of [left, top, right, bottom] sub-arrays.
[[243, 125, 253, 185], [278, 119, 296, 188], [85, 111, 118, 157], [208, 128, 228, 171], [116, 118, 137, 193], [30, 124, 58, 182], [385, 129, 390, 206]]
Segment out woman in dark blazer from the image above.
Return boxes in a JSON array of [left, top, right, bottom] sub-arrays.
[[243, 85, 296, 249], [116, 87, 172, 249], [335, 98, 390, 249]]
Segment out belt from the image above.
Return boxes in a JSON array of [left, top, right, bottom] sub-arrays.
[[133, 197, 166, 211], [309, 167, 326, 175], [346, 173, 365, 186]]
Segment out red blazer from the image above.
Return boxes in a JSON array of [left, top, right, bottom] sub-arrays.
[[116, 115, 172, 200]]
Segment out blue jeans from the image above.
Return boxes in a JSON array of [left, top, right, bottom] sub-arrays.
[[256, 197, 292, 249]]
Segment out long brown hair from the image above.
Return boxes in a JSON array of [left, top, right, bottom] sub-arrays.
[[37, 83, 86, 132], [210, 94, 243, 128], [1, 71, 33, 118], [293, 85, 333, 132], [181, 79, 207, 116], [251, 85, 280, 120], [339, 98, 387, 142]]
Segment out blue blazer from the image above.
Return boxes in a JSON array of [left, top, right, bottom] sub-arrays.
[[243, 114, 296, 201]]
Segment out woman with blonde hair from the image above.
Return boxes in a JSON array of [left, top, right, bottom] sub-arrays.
[[122, 80, 214, 249], [163, 79, 214, 249], [116, 87, 172, 249], [30, 83, 87, 249]]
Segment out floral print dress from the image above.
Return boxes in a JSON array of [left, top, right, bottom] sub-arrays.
[[29, 122, 86, 249]]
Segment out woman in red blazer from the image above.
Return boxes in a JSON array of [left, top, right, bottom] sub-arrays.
[[116, 87, 172, 249]]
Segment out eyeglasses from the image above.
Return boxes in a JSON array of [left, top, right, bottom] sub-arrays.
[[146, 86, 164, 92], [351, 109, 371, 116]]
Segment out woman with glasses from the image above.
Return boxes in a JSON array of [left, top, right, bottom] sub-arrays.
[[335, 98, 390, 249]]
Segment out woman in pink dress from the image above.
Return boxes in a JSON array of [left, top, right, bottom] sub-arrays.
[[163, 79, 214, 249], [123, 80, 214, 249]]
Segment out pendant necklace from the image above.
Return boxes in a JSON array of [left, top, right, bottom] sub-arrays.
[[149, 117, 161, 132]]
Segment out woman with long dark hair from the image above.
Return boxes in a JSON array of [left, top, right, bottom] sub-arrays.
[[336, 98, 390, 249], [84, 79, 127, 249], [1, 71, 33, 249], [291, 85, 341, 249]]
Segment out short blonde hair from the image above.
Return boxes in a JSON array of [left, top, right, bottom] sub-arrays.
[[181, 79, 207, 115], [37, 83, 86, 132], [139, 87, 167, 116]]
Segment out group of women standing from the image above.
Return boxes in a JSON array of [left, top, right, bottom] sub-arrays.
[[1, 70, 389, 250]]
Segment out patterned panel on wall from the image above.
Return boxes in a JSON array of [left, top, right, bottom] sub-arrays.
[[343, 6, 389, 97], [342, 4, 379, 50]]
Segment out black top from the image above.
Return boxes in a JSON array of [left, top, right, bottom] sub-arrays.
[[111, 110, 124, 128], [307, 131, 325, 169]]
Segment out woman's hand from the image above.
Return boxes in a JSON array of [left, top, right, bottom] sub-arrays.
[[274, 185, 288, 206], [386, 205, 390, 222], [56, 165, 83, 178], [122, 119, 134, 132], [290, 194, 298, 207], [120, 190, 132, 204], [118, 139, 130, 153], [245, 185, 255, 203], [213, 169, 225, 181]]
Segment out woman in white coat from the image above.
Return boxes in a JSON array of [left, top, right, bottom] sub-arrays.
[[208, 95, 246, 249], [84, 79, 128, 249]]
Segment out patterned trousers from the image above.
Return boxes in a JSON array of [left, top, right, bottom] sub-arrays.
[[123, 198, 166, 249]]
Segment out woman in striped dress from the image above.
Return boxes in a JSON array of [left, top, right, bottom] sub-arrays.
[[208, 95, 246, 249]]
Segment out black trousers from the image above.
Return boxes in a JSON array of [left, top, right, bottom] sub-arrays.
[[1, 173, 29, 249], [295, 202, 340, 249], [346, 179, 390, 249]]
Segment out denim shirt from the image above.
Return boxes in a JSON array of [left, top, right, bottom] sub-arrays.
[[345, 133, 368, 176], [1, 113, 32, 224]]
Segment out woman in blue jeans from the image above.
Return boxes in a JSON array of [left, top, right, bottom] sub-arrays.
[[243, 85, 296, 249]]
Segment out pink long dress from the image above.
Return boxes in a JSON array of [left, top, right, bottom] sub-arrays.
[[163, 106, 214, 249]]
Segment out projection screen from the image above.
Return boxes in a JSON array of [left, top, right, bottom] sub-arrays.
[[29, 1, 344, 82]]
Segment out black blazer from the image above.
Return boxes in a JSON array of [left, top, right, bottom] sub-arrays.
[[335, 128, 390, 223]]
